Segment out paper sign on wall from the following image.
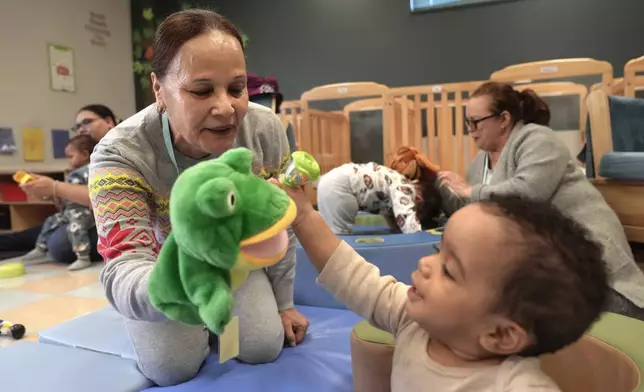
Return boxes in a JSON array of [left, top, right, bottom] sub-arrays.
[[48, 43, 76, 93], [22, 128, 46, 161], [0, 127, 17, 155], [52, 129, 70, 159]]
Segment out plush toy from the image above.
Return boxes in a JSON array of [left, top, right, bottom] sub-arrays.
[[0, 319, 26, 340], [148, 147, 301, 335]]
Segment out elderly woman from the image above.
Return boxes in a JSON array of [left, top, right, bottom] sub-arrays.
[[438, 81, 644, 321], [88, 9, 309, 387]]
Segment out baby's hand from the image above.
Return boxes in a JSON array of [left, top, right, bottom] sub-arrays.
[[268, 178, 315, 228]]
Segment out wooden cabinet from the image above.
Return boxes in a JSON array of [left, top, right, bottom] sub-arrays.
[[0, 169, 66, 233]]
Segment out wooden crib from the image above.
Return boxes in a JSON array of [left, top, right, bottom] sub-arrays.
[[383, 81, 484, 177], [590, 55, 644, 97]]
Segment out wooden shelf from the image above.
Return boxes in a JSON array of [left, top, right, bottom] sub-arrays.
[[0, 201, 55, 205], [0, 166, 68, 175], [0, 169, 67, 232]]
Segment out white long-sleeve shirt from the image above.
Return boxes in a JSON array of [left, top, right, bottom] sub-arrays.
[[318, 241, 562, 392], [341, 162, 422, 233]]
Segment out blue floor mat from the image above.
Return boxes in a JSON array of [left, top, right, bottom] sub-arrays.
[[142, 306, 361, 391]]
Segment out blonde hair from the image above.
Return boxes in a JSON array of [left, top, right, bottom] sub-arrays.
[[389, 146, 440, 181]]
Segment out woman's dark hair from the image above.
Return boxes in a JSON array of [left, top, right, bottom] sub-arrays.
[[67, 134, 98, 156], [389, 146, 443, 229], [472, 82, 551, 126], [78, 104, 118, 125], [152, 9, 245, 81]]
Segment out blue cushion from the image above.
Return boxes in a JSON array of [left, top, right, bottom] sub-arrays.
[[598, 151, 644, 180], [141, 306, 361, 392], [579, 96, 644, 178], [294, 231, 441, 309], [350, 224, 394, 234], [608, 95, 644, 153], [1, 341, 152, 391], [39, 306, 137, 360], [38, 305, 361, 391]]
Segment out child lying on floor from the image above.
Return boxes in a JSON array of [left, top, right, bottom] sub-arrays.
[[315, 146, 444, 234], [276, 179, 608, 391]]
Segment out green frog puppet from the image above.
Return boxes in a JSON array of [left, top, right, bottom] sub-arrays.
[[148, 147, 298, 335]]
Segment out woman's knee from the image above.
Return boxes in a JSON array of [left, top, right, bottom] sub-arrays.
[[233, 270, 285, 364], [125, 318, 209, 386], [237, 317, 284, 364]]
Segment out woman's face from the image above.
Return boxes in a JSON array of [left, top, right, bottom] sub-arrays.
[[465, 95, 511, 152], [75, 111, 114, 142], [152, 30, 248, 158]]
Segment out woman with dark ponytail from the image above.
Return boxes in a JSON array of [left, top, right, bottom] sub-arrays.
[[438, 81, 644, 321]]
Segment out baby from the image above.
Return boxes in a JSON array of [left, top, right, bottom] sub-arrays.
[[281, 184, 609, 391], [20, 134, 97, 271]]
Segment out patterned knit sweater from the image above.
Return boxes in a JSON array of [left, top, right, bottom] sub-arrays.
[[88, 102, 294, 322]]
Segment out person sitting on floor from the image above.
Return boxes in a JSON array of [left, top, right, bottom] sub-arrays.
[[276, 179, 609, 391], [0, 103, 118, 263], [315, 146, 443, 235], [18, 134, 98, 271]]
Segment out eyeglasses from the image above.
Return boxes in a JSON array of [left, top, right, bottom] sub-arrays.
[[71, 118, 99, 132], [464, 113, 498, 130]]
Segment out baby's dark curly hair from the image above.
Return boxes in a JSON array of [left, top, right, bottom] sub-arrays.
[[479, 195, 609, 357]]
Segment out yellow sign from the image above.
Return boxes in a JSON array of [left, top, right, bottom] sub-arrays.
[[22, 128, 45, 161]]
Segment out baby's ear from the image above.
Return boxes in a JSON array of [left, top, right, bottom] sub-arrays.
[[218, 147, 253, 174], [479, 317, 531, 357]]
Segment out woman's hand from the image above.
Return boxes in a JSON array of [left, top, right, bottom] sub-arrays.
[[279, 307, 309, 346], [20, 174, 56, 199], [268, 178, 316, 227], [438, 171, 472, 199]]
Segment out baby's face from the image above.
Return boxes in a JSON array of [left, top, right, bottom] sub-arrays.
[[405, 204, 513, 356]]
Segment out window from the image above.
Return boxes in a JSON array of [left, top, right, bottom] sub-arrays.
[[410, 0, 519, 13]]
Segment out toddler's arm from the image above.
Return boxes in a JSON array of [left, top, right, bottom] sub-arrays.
[[294, 211, 409, 336]]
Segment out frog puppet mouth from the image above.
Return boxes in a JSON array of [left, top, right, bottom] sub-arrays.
[[237, 199, 297, 269]]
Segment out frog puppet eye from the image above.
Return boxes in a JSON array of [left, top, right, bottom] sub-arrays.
[[196, 178, 240, 218], [227, 191, 236, 210]]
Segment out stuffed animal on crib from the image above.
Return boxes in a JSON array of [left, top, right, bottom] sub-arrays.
[[148, 147, 302, 335], [0, 319, 26, 340]]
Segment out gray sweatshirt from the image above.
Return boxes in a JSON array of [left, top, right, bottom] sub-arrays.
[[88, 102, 295, 321]]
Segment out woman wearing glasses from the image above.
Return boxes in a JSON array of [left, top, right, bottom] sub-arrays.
[[0, 104, 118, 266], [437, 81, 644, 321], [72, 104, 119, 141]]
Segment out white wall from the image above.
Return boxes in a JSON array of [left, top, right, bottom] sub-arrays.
[[0, 0, 135, 172]]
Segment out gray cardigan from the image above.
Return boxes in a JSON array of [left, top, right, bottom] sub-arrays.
[[443, 122, 644, 307]]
